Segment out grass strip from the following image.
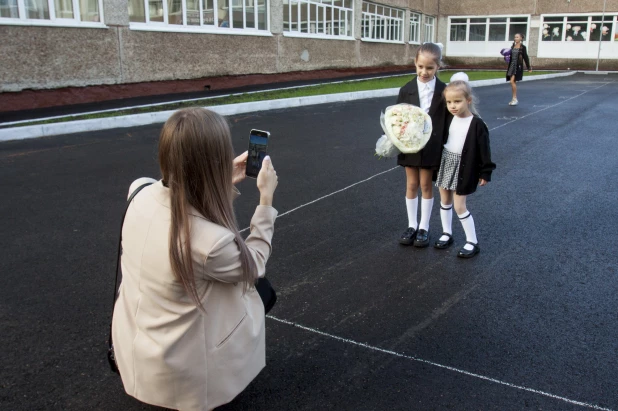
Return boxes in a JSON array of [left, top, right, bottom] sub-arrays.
[[4, 71, 558, 129]]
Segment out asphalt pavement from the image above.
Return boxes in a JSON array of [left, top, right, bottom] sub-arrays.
[[1, 73, 617, 410]]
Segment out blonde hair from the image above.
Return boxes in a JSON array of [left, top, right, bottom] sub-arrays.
[[415, 42, 443, 67], [158, 108, 257, 310], [444, 80, 479, 116]]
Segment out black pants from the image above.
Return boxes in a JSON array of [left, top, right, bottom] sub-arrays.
[[256, 277, 277, 314]]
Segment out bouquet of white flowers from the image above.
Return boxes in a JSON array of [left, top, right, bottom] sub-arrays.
[[375, 103, 433, 158]]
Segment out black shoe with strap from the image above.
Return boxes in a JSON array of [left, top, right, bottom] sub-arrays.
[[434, 232, 454, 249], [457, 241, 480, 258], [399, 227, 417, 245], [413, 229, 430, 248]]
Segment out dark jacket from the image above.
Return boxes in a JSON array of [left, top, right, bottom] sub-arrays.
[[506, 44, 531, 82], [450, 116, 496, 196], [396, 77, 452, 170]]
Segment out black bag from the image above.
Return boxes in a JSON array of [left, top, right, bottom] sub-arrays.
[[107, 182, 153, 374]]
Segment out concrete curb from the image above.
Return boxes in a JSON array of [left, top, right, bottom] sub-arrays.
[[0, 71, 576, 142]]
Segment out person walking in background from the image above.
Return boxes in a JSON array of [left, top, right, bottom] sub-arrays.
[[111, 108, 279, 410], [506, 33, 532, 106], [434, 75, 496, 258], [396, 42, 452, 248]]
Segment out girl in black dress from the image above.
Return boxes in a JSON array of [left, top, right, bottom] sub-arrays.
[[506, 33, 532, 106], [396, 43, 452, 247]]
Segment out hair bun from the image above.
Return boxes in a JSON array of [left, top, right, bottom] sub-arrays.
[[450, 72, 469, 83], [423, 42, 444, 53]]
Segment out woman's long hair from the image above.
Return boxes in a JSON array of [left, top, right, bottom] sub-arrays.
[[158, 108, 257, 310]]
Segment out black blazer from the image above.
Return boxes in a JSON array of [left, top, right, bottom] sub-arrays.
[[451, 116, 496, 195], [506, 45, 531, 82], [396, 77, 452, 170]]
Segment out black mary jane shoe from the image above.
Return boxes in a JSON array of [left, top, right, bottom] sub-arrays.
[[398, 227, 417, 245], [433, 233, 454, 249], [413, 229, 430, 248], [457, 241, 480, 258]]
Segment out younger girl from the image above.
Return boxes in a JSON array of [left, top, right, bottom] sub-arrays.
[[434, 77, 496, 258], [396, 43, 452, 248], [506, 33, 532, 106]]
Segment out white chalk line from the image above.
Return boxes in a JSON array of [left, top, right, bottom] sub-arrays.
[[490, 80, 615, 133], [240, 79, 615, 234], [267, 315, 613, 411], [239, 166, 398, 232]]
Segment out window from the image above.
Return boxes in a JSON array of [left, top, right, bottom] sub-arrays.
[[448, 16, 529, 42], [409, 11, 420, 43], [488, 17, 506, 41], [541, 14, 614, 42], [423, 15, 434, 42], [284, 0, 353, 37], [130, 0, 268, 30], [361, 2, 404, 43], [0, 0, 102, 22], [449, 17, 466, 41]]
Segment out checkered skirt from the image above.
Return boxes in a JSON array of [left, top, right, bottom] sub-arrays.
[[435, 149, 461, 191]]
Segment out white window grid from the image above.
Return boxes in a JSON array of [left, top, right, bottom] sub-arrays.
[[361, 2, 404, 43], [0, 0, 104, 25], [541, 13, 616, 42], [409, 11, 420, 43], [129, 0, 269, 31], [423, 14, 434, 42], [283, 0, 353, 38], [448, 15, 529, 42]]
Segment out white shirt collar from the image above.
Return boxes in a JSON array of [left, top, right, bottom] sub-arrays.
[[417, 76, 436, 91]]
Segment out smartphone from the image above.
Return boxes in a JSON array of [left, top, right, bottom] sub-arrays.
[[245, 129, 270, 178]]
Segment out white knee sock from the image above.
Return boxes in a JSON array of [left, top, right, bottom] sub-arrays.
[[419, 197, 433, 231], [458, 210, 478, 250], [405, 197, 418, 229], [439, 203, 453, 241]]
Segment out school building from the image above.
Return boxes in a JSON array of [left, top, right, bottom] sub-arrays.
[[1, 0, 617, 111]]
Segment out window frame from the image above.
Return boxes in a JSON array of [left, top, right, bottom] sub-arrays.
[[447, 14, 530, 43], [423, 14, 434, 42], [361, 1, 405, 44], [283, 0, 355, 40], [409, 11, 420, 44], [129, 0, 272, 35], [0, 0, 105, 27], [539, 13, 618, 59]]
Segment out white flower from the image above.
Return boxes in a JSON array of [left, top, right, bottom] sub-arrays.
[[377, 103, 433, 156]]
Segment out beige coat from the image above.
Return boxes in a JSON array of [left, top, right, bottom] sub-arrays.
[[112, 180, 277, 410]]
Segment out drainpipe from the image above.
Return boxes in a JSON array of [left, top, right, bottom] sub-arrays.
[[595, 0, 607, 71]]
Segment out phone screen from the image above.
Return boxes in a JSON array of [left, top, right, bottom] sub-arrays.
[[246, 129, 269, 178]]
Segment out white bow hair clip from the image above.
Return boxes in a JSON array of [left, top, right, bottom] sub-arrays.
[[450, 72, 469, 83]]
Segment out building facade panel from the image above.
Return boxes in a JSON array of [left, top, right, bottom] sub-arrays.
[[276, 36, 358, 71], [120, 29, 279, 83], [0, 26, 121, 92], [439, 0, 537, 16], [358, 41, 412, 66]]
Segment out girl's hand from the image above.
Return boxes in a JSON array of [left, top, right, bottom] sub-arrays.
[[232, 151, 248, 185], [528, 69, 533, 73], [479, 179, 488, 186], [257, 156, 278, 206]]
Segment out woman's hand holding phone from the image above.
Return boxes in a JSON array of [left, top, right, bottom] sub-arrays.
[[257, 156, 278, 206], [232, 151, 248, 185]]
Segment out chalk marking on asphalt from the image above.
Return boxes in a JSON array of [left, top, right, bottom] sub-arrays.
[[267, 315, 614, 411], [491, 80, 614, 132], [239, 166, 398, 232], [239, 80, 614, 234]]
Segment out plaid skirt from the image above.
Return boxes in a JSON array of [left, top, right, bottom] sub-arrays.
[[435, 149, 461, 191]]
